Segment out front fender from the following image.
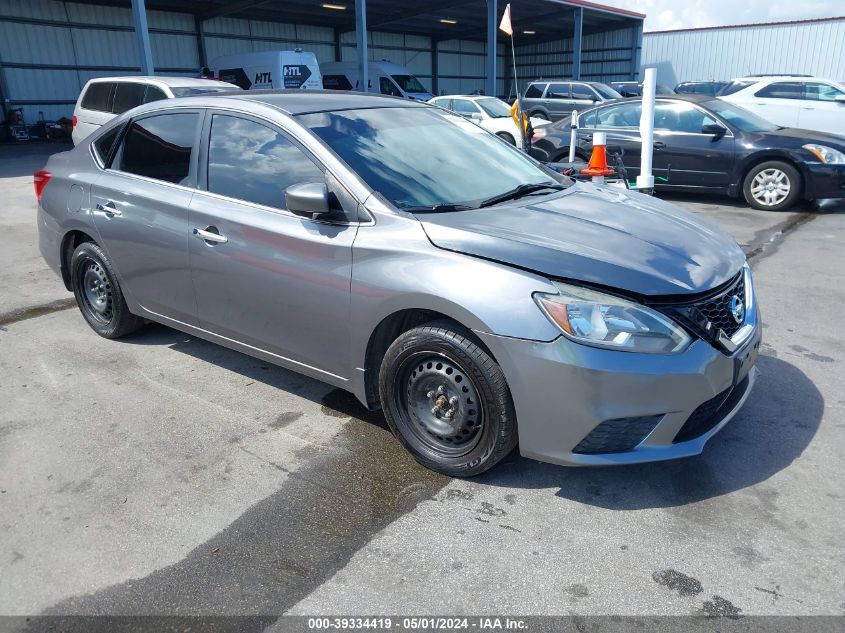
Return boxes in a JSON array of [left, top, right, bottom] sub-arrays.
[[349, 212, 561, 383]]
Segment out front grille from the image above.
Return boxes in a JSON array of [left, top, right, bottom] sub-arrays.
[[659, 272, 746, 349], [673, 375, 750, 443], [573, 415, 663, 454]]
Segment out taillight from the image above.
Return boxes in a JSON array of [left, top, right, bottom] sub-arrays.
[[34, 170, 52, 201], [72, 115, 77, 128]]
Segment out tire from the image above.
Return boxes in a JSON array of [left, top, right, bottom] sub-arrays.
[[496, 132, 516, 145], [743, 161, 801, 211], [530, 110, 549, 121], [70, 241, 143, 339], [378, 321, 518, 477]]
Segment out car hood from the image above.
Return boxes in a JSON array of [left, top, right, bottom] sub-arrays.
[[417, 182, 745, 297]]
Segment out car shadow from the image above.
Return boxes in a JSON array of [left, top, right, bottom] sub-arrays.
[[476, 354, 823, 509], [122, 326, 822, 511], [118, 322, 388, 427]]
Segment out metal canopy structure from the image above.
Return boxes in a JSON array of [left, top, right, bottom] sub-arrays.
[[124, 0, 644, 95], [0, 0, 644, 123]]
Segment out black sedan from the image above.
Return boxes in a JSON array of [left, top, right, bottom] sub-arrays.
[[529, 95, 845, 211]]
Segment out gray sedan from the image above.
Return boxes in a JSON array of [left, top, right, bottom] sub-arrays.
[[35, 91, 760, 476]]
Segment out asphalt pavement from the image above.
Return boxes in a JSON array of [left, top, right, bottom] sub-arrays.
[[0, 144, 843, 623]]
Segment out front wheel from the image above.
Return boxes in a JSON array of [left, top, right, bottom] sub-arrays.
[[743, 161, 801, 211], [379, 322, 517, 477], [70, 242, 143, 338]]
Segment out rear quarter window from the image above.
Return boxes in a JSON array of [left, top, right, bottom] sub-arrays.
[[524, 83, 546, 98], [81, 82, 115, 112], [93, 126, 122, 166]]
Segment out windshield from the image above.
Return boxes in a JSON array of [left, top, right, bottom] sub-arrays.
[[476, 97, 511, 118], [391, 75, 426, 93], [171, 85, 239, 96], [593, 83, 622, 99], [702, 99, 780, 132], [299, 107, 563, 210]]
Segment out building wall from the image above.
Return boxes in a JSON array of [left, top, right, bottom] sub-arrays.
[[0, 0, 508, 122], [642, 18, 845, 87], [512, 24, 639, 92]]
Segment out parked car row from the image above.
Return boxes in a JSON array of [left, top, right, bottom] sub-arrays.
[[530, 94, 845, 211], [428, 95, 550, 145]]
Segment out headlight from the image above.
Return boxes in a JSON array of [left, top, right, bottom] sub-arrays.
[[535, 281, 691, 354], [802, 144, 845, 164]]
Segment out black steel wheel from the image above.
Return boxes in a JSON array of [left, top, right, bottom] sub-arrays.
[[379, 321, 517, 477], [70, 242, 143, 338]]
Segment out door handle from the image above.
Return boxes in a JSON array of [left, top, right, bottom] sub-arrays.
[[193, 226, 228, 245], [653, 141, 666, 150], [94, 201, 122, 217]]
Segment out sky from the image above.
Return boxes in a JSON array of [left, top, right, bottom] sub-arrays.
[[597, 0, 844, 31]]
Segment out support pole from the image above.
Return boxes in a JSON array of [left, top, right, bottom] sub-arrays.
[[631, 21, 643, 80], [355, 0, 369, 92], [637, 67, 656, 192], [572, 6, 582, 80], [195, 16, 207, 69], [485, 0, 497, 97], [432, 39, 439, 95], [334, 28, 343, 62], [131, 0, 154, 75]]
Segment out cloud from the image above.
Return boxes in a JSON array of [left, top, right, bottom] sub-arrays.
[[598, 0, 842, 30]]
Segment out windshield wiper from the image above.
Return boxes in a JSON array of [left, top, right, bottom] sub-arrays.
[[479, 182, 565, 208], [404, 203, 476, 213]]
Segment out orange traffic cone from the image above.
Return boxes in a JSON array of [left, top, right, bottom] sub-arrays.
[[581, 131, 615, 181]]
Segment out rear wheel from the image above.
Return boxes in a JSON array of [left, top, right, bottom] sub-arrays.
[[379, 321, 517, 477], [70, 242, 143, 338], [743, 161, 801, 211], [531, 111, 549, 121], [496, 132, 516, 145]]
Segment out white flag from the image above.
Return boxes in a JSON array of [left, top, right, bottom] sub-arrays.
[[499, 4, 513, 36]]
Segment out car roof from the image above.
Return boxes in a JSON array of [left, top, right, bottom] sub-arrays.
[[434, 94, 499, 100], [730, 75, 835, 82], [86, 75, 231, 87], [175, 89, 426, 115]]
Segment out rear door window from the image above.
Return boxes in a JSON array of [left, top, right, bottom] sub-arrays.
[[81, 82, 115, 112], [755, 82, 804, 99], [571, 84, 597, 101], [546, 83, 570, 99], [112, 82, 145, 114], [524, 83, 546, 98], [206, 114, 324, 210], [452, 99, 480, 116], [118, 113, 199, 185]]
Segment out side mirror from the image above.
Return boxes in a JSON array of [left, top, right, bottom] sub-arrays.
[[702, 123, 727, 138], [470, 112, 483, 121], [285, 181, 332, 219], [835, 94, 845, 103]]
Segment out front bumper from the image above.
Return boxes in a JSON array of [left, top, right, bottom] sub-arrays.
[[803, 163, 845, 200], [475, 322, 761, 467]]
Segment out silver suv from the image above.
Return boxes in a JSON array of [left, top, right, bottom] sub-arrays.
[[36, 91, 759, 476], [521, 80, 622, 121]]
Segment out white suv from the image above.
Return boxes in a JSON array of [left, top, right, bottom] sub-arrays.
[[72, 76, 240, 145], [718, 75, 845, 135]]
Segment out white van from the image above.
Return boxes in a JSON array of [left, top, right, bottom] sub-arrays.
[[320, 61, 433, 100], [210, 50, 322, 91], [72, 76, 240, 145]]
